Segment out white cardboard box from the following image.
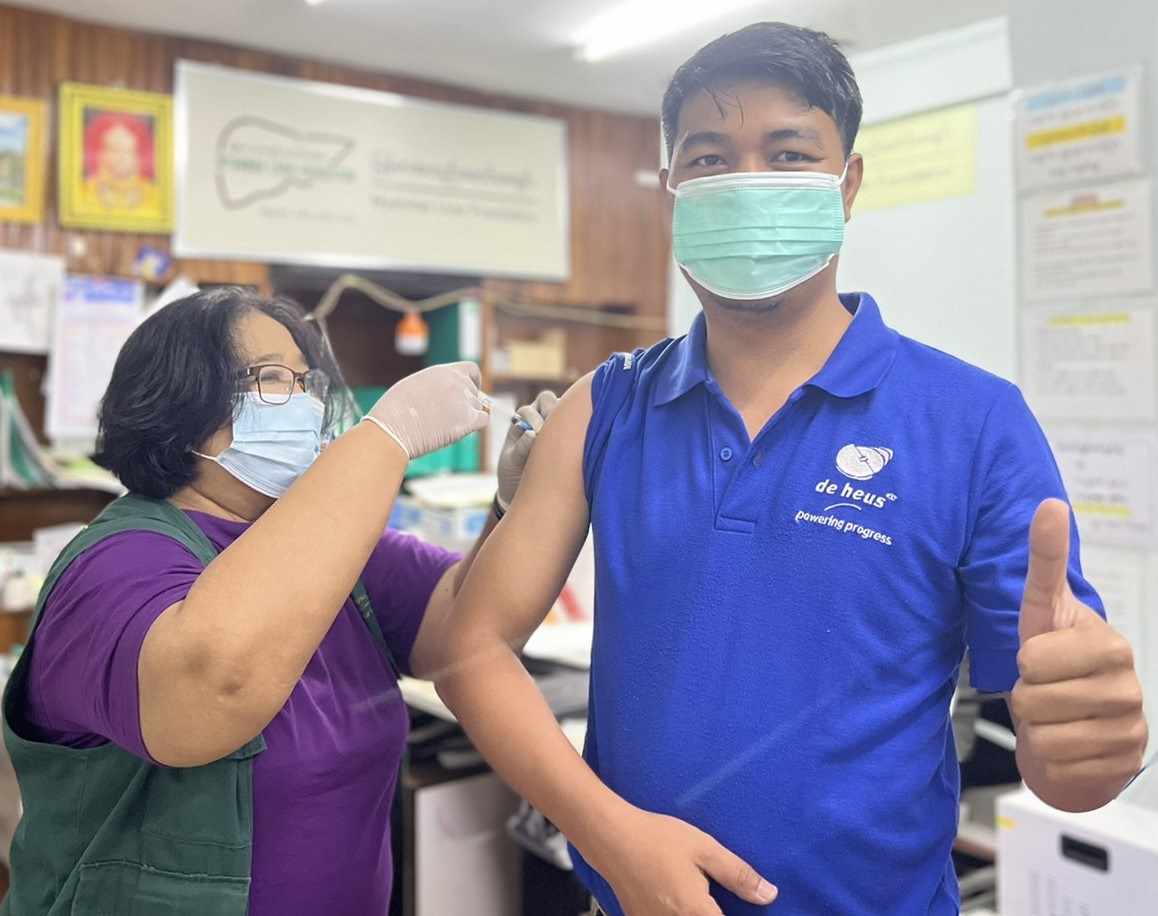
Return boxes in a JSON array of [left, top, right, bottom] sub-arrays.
[[414, 772, 520, 916], [997, 788, 1158, 915]]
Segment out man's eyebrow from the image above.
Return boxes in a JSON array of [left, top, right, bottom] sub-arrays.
[[679, 130, 730, 149], [766, 127, 823, 143]]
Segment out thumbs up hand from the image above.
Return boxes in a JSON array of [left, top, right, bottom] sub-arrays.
[[1010, 499, 1148, 812]]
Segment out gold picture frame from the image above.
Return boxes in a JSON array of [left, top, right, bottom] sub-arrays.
[[58, 83, 173, 233], [0, 96, 47, 224]]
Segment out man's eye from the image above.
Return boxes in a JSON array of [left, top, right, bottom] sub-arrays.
[[773, 151, 812, 164], [689, 154, 726, 168]]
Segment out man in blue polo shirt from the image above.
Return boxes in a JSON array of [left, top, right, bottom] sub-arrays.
[[437, 22, 1149, 916]]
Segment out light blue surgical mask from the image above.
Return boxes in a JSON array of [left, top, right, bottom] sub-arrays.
[[669, 167, 847, 302], [195, 392, 325, 499]]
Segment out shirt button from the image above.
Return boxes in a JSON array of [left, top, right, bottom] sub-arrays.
[[753, 450, 764, 467], [720, 447, 733, 462]]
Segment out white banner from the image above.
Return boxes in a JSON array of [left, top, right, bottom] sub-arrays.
[[174, 62, 569, 279]]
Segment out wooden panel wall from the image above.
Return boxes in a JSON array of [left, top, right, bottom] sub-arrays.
[[0, 4, 670, 317]]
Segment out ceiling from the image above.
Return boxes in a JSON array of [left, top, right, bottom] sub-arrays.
[[13, 0, 1008, 116]]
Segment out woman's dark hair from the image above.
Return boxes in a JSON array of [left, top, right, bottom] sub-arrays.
[[662, 21, 863, 158], [94, 286, 352, 499]]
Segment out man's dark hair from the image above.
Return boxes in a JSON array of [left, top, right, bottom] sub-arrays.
[[662, 21, 863, 158], [94, 286, 352, 499]]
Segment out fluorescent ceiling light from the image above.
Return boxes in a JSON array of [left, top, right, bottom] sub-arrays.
[[304, 0, 329, 6], [574, 0, 763, 63]]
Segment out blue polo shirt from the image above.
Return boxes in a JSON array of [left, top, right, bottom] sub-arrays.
[[573, 292, 1103, 916]]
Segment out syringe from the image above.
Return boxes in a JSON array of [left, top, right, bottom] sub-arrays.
[[481, 394, 534, 432]]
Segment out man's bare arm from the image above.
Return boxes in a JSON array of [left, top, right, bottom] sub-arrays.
[[435, 374, 778, 916], [434, 375, 620, 849]]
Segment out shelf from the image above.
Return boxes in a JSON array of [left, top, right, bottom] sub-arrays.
[[0, 487, 117, 542]]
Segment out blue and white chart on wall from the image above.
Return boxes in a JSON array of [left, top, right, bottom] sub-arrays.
[[46, 276, 143, 447], [173, 61, 570, 280], [1014, 68, 1144, 191]]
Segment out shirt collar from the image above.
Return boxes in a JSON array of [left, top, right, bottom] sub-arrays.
[[806, 292, 899, 398], [652, 292, 898, 407], [652, 307, 711, 406]]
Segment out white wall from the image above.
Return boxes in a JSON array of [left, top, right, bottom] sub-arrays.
[[838, 18, 1015, 378], [838, 94, 1015, 377]]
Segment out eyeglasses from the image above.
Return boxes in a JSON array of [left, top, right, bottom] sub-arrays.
[[241, 364, 330, 406]]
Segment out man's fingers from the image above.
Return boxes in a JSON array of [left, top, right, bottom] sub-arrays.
[[1017, 619, 1128, 684], [1019, 499, 1073, 644], [697, 839, 777, 906], [1038, 751, 1145, 789], [1011, 670, 1144, 724], [1017, 714, 1149, 764]]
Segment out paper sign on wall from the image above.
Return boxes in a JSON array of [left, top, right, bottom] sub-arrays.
[[47, 276, 143, 447], [1020, 303, 1156, 422], [1078, 546, 1146, 672], [852, 103, 977, 211], [1020, 178, 1154, 302], [1015, 68, 1144, 190], [1047, 429, 1155, 549], [0, 250, 64, 354]]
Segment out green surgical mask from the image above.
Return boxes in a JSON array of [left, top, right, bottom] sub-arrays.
[[669, 167, 847, 302]]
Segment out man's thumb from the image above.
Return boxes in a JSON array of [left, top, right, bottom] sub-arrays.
[[699, 839, 778, 906], [1019, 498, 1072, 644]]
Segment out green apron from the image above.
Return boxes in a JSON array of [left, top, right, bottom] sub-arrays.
[[1, 495, 394, 915]]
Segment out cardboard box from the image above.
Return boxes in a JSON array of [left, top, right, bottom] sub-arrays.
[[997, 788, 1158, 915]]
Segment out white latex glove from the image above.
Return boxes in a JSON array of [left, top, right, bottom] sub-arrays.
[[496, 390, 559, 511], [363, 362, 489, 460]]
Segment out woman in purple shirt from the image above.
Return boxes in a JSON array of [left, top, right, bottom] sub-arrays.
[[8, 287, 553, 914]]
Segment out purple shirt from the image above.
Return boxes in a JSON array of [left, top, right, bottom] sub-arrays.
[[24, 510, 458, 915]]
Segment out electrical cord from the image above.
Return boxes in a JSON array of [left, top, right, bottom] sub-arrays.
[[307, 272, 666, 331]]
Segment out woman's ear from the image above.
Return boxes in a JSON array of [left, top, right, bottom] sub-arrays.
[[196, 423, 233, 460]]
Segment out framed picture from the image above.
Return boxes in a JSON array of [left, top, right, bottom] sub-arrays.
[[0, 96, 47, 224], [58, 83, 173, 233]]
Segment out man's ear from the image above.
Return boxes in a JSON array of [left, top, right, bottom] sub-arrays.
[[659, 166, 674, 232], [841, 153, 863, 222]]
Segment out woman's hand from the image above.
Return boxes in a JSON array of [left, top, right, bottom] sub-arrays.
[[364, 362, 490, 459], [497, 390, 559, 511], [592, 809, 778, 916]]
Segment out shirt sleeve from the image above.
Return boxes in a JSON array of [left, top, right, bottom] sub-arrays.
[[958, 384, 1105, 693], [23, 531, 205, 761], [360, 529, 460, 676], [583, 350, 645, 506]]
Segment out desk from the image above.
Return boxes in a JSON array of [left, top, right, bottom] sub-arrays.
[[399, 677, 588, 754]]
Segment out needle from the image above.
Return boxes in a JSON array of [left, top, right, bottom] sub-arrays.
[[481, 394, 534, 432]]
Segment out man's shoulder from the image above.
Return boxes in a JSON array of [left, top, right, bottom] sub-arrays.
[[890, 333, 1014, 403]]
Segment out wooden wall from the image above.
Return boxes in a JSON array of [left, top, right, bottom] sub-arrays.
[[0, 4, 670, 316]]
